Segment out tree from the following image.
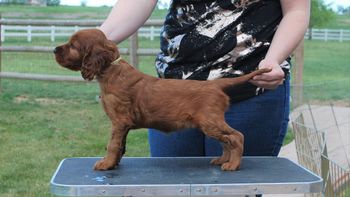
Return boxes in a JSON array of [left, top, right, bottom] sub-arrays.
[[0, 0, 26, 4], [80, 0, 86, 7], [157, 1, 169, 9], [337, 5, 350, 15], [308, 0, 336, 39], [47, 0, 60, 6]]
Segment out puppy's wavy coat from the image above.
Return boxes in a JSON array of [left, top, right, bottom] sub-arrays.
[[54, 29, 271, 171]]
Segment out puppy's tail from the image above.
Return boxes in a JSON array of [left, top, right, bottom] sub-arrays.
[[213, 68, 272, 90]]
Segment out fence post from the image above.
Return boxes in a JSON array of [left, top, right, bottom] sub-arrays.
[[150, 26, 155, 41], [292, 40, 304, 108], [27, 25, 32, 42], [129, 32, 139, 69], [340, 29, 343, 42], [321, 133, 335, 197], [0, 14, 2, 92], [51, 25, 55, 42], [0, 22, 3, 42]]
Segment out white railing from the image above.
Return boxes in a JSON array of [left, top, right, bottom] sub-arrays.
[[304, 28, 350, 42], [0, 25, 162, 42], [2, 25, 350, 42]]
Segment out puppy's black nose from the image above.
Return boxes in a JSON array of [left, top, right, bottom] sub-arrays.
[[53, 47, 61, 54]]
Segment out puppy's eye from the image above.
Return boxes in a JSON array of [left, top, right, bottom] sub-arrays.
[[70, 43, 75, 48]]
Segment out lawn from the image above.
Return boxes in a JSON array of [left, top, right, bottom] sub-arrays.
[[1, 39, 349, 196], [301, 40, 350, 102], [0, 78, 150, 197], [0, 4, 350, 197], [0, 4, 167, 20]]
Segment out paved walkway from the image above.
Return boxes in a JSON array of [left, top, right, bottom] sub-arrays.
[[265, 105, 350, 197], [289, 104, 350, 170]]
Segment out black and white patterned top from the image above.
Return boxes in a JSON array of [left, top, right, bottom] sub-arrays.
[[155, 0, 290, 102]]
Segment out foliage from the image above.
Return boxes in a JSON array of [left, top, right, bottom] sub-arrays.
[[0, 0, 26, 4], [80, 0, 86, 7], [325, 14, 350, 29], [156, 0, 169, 9], [310, 0, 336, 28], [337, 5, 350, 15], [307, 0, 337, 40], [0, 5, 112, 20], [47, 0, 60, 6]]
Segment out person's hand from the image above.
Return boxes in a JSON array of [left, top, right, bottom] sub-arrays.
[[249, 59, 285, 89]]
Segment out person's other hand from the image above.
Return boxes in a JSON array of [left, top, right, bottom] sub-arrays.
[[249, 59, 285, 89]]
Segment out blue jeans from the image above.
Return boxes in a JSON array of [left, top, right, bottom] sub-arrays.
[[148, 77, 290, 157]]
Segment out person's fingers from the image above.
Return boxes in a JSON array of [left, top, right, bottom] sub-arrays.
[[249, 78, 284, 89]]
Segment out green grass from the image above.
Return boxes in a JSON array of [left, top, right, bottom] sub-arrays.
[[301, 40, 350, 102], [325, 14, 350, 29], [1, 40, 348, 196], [0, 33, 158, 196], [1, 36, 160, 77], [0, 4, 167, 20], [283, 127, 294, 146], [304, 40, 350, 82], [0, 4, 349, 197], [0, 79, 149, 197]]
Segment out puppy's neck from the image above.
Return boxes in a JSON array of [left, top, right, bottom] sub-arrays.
[[98, 58, 148, 96], [111, 56, 123, 65], [96, 56, 123, 80], [97, 57, 139, 83]]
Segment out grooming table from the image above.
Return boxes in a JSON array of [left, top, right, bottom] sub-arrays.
[[50, 157, 322, 196]]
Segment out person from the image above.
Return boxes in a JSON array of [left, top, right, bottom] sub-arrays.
[[100, 0, 309, 159]]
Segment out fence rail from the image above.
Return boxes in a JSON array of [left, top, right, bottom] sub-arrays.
[[0, 45, 160, 55], [0, 71, 85, 82], [304, 28, 350, 42], [0, 19, 163, 79], [0, 18, 164, 42], [0, 19, 164, 26], [1, 19, 350, 42], [1, 25, 162, 42]]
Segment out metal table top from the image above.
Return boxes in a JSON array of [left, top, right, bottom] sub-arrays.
[[51, 157, 322, 196]]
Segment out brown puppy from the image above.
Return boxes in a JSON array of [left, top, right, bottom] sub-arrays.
[[54, 29, 271, 171]]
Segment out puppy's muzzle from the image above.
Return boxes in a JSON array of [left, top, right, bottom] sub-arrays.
[[53, 46, 62, 54]]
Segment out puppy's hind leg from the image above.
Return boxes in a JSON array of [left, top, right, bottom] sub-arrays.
[[210, 143, 230, 165], [220, 128, 244, 171], [200, 120, 244, 171]]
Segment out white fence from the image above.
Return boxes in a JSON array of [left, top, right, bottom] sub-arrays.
[[304, 28, 350, 42], [1, 25, 350, 42], [0, 25, 162, 42]]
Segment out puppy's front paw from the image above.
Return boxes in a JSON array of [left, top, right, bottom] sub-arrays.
[[94, 158, 116, 171], [221, 161, 240, 171], [210, 157, 228, 165]]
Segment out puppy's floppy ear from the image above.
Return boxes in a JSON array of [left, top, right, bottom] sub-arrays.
[[81, 40, 117, 81], [81, 46, 104, 81], [104, 39, 119, 57]]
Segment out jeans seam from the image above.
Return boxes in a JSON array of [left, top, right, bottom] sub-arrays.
[[271, 77, 290, 156]]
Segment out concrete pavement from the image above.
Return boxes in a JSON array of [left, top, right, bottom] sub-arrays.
[[265, 104, 350, 197]]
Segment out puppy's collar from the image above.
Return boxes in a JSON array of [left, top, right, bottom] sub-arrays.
[[111, 56, 123, 65]]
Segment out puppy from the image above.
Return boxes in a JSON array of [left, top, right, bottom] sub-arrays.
[[54, 29, 271, 171]]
